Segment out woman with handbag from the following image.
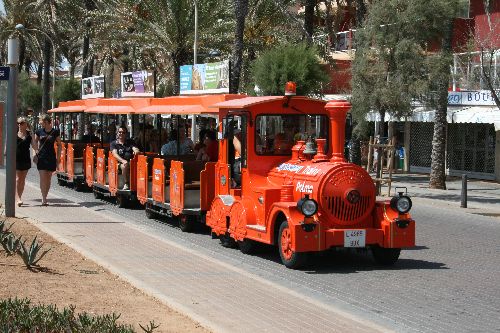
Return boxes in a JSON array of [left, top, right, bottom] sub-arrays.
[[33, 114, 61, 206], [16, 117, 36, 206]]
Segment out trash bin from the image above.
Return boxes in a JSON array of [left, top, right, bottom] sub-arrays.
[[397, 147, 405, 169]]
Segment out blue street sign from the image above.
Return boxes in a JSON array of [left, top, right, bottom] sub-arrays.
[[0, 67, 10, 81]]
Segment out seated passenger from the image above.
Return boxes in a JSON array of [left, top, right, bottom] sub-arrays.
[[160, 129, 194, 156], [111, 126, 140, 190], [197, 130, 218, 162], [82, 124, 100, 143]]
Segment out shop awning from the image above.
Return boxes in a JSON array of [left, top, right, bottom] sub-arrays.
[[367, 106, 500, 125]]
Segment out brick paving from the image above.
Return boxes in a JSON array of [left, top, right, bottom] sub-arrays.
[[0, 172, 386, 333], [2, 170, 500, 332]]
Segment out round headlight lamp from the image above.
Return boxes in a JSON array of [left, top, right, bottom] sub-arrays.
[[297, 195, 318, 217], [390, 194, 412, 214]]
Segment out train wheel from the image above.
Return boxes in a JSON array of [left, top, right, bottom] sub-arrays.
[[57, 178, 64, 186], [145, 206, 157, 220], [220, 233, 237, 248], [371, 247, 401, 266], [179, 215, 194, 232], [73, 182, 82, 192], [116, 195, 128, 208], [93, 190, 103, 200], [278, 221, 307, 269], [238, 239, 255, 254]]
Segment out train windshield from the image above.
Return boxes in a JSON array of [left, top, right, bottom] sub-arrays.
[[255, 114, 329, 155]]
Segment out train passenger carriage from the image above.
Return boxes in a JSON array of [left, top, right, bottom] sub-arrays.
[[85, 98, 150, 207], [50, 99, 99, 191], [136, 94, 243, 231]]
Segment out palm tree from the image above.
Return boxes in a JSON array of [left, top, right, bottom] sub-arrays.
[[94, 0, 232, 95], [230, 0, 248, 93]]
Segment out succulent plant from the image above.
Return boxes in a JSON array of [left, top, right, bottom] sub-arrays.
[[19, 236, 51, 269], [1, 234, 22, 256]]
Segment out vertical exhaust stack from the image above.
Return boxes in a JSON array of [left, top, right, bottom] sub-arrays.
[[325, 100, 352, 163]]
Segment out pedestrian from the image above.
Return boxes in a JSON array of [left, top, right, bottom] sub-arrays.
[[33, 114, 61, 206], [110, 126, 140, 190], [16, 117, 36, 206]]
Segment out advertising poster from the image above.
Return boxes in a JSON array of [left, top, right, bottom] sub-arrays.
[[180, 65, 193, 91], [121, 70, 155, 97], [81, 75, 105, 99], [180, 60, 229, 95]]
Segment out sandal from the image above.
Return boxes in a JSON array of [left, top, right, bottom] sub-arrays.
[[41, 201, 49, 206], [17, 201, 23, 207]]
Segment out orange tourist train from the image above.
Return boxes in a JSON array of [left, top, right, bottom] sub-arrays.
[[52, 84, 415, 268]]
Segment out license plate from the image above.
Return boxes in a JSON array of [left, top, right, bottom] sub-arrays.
[[344, 230, 366, 248]]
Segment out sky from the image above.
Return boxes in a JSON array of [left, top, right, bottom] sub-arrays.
[[0, 1, 4, 14]]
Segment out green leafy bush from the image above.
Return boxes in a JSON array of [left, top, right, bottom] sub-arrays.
[[0, 298, 138, 332], [54, 78, 81, 104], [251, 43, 329, 96]]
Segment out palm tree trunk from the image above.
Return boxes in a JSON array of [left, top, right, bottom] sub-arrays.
[[36, 62, 43, 85], [230, 0, 248, 94], [355, 0, 367, 27], [42, 39, 51, 112], [19, 38, 26, 72], [304, 0, 315, 44], [429, 20, 454, 189]]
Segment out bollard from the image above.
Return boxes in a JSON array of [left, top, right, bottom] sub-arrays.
[[461, 174, 467, 208]]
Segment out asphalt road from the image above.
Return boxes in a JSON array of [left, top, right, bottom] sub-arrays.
[[12, 171, 500, 332]]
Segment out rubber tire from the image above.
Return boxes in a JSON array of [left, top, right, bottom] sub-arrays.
[[219, 233, 237, 248], [116, 194, 128, 208], [278, 221, 308, 269], [372, 247, 401, 266], [145, 207, 157, 220], [73, 182, 83, 192], [179, 216, 194, 232], [238, 239, 256, 254]]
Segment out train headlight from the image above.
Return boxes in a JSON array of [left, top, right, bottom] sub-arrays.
[[390, 193, 412, 214], [297, 195, 318, 217]]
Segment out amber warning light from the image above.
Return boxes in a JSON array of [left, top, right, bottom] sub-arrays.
[[285, 81, 297, 96]]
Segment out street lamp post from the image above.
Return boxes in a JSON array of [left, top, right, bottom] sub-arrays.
[[5, 35, 20, 217], [191, 0, 199, 143], [15, 24, 57, 110], [194, 0, 198, 66]]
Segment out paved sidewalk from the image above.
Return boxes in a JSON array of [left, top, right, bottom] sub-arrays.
[[383, 173, 500, 216], [0, 172, 386, 333]]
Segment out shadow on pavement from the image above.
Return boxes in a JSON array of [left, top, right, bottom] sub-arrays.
[[42, 221, 125, 224]]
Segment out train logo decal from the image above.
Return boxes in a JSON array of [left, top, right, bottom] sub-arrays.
[[296, 181, 314, 194], [276, 163, 303, 173]]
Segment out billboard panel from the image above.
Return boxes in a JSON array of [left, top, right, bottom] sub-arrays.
[[180, 60, 229, 95], [81, 75, 105, 99], [121, 70, 155, 97]]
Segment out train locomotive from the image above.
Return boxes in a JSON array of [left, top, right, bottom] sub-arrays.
[[206, 86, 415, 268]]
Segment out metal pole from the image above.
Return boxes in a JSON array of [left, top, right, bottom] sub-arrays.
[[461, 174, 467, 208], [5, 37, 19, 217], [52, 46, 56, 109], [194, 0, 198, 65]]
